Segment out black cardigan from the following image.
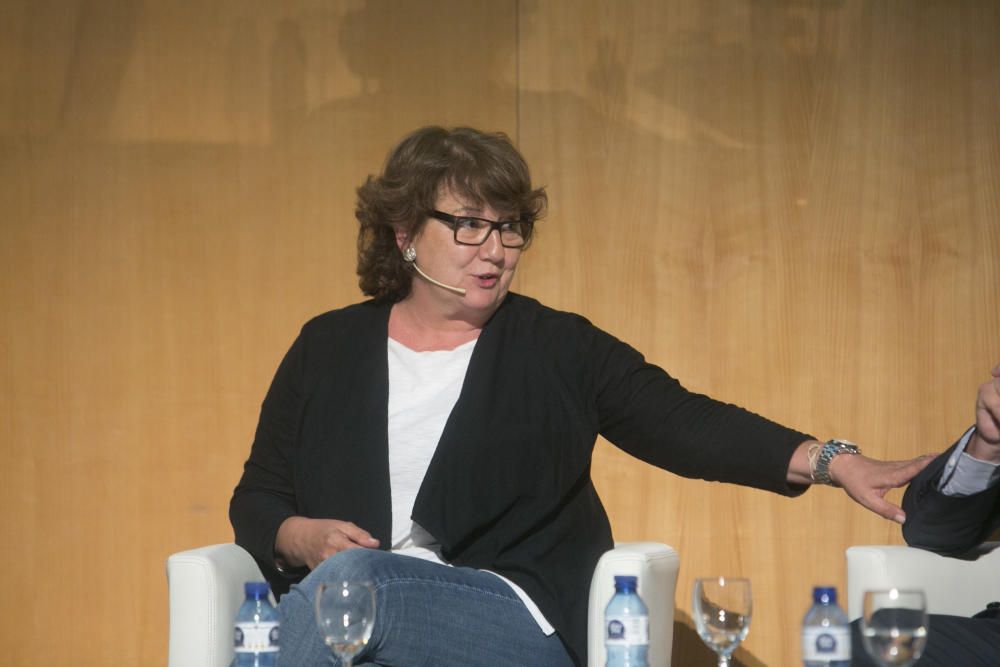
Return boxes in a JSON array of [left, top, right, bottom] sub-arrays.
[[230, 293, 810, 664]]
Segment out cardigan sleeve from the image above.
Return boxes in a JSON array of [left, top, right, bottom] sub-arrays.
[[229, 331, 305, 573], [587, 325, 811, 497]]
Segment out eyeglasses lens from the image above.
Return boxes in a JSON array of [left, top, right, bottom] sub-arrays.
[[454, 220, 529, 247]]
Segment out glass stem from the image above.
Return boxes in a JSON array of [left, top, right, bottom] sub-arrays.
[[717, 656, 730, 667]]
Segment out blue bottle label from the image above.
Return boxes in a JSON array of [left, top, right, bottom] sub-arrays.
[[802, 626, 850, 660], [234, 621, 280, 653], [606, 615, 649, 646]]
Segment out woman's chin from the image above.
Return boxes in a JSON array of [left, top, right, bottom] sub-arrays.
[[463, 286, 508, 311]]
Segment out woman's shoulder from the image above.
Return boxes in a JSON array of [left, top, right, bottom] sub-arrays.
[[501, 293, 638, 359], [298, 299, 390, 341], [502, 292, 594, 330], [499, 293, 626, 357]]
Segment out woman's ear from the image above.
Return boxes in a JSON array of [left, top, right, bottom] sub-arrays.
[[394, 226, 409, 251]]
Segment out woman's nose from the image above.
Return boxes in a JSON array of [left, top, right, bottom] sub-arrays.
[[479, 229, 504, 261]]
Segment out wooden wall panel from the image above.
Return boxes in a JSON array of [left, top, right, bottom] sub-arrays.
[[1, 1, 998, 665], [518, 1, 999, 665], [0, 1, 517, 665]]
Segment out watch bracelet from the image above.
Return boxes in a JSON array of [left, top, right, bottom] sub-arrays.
[[811, 439, 861, 486]]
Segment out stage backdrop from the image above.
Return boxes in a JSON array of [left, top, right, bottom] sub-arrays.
[[1, 1, 997, 664]]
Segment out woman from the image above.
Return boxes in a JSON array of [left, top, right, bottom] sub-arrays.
[[230, 126, 929, 666]]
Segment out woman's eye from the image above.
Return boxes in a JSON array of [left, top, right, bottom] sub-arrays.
[[457, 218, 485, 230]]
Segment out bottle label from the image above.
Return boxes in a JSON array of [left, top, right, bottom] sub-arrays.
[[802, 626, 850, 660], [606, 614, 649, 646], [234, 621, 280, 653]]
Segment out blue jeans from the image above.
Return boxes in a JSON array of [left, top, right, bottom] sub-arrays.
[[277, 549, 575, 666]]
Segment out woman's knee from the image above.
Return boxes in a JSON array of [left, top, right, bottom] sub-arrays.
[[309, 548, 392, 585], [278, 551, 378, 621]]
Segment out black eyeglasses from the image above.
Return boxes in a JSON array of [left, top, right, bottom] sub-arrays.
[[428, 210, 534, 248]]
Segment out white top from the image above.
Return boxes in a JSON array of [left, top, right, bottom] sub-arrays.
[[386, 336, 476, 555], [386, 337, 554, 635]]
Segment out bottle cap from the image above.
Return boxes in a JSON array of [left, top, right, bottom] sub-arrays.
[[244, 581, 271, 600], [812, 586, 837, 604], [614, 575, 638, 591]]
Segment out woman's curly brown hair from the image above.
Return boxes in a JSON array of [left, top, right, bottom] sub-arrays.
[[356, 126, 547, 302]]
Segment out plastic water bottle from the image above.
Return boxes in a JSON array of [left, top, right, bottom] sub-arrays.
[[802, 586, 851, 667], [605, 575, 649, 667], [231, 581, 279, 667]]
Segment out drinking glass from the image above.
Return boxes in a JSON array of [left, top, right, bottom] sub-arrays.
[[860, 589, 928, 667], [315, 580, 376, 667], [692, 577, 752, 667]]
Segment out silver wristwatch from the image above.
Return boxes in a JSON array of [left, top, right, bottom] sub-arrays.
[[812, 439, 861, 486]]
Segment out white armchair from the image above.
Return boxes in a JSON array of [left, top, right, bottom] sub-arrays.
[[167, 542, 679, 667], [845, 542, 1000, 621]]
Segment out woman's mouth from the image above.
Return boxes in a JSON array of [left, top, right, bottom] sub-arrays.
[[474, 273, 499, 288]]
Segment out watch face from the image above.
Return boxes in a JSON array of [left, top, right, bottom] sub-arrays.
[[830, 439, 859, 451], [826, 440, 860, 456]]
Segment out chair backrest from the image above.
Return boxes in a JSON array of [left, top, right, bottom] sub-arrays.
[[845, 543, 1000, 620], [587, 542, 681, 667], [166, 543, 265, 667]]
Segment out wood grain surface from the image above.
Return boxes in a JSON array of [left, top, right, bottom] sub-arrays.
[[1, 1, 997, 664]]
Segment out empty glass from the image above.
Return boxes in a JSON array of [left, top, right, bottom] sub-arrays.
[[860, 589, 928, 667], [315, 580, 376, 667], [692, 577, 752, 667]]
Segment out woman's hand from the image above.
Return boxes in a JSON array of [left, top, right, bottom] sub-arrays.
[[275, 516, 380, 570], [829, 453, 934, 524]]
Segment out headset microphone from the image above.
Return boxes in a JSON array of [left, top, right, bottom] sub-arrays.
[[403, 247, 467, 296]]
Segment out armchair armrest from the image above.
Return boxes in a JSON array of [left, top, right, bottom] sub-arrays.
[[845, 542, 1000, 620], [166, 543, 265, 667], [587, 542, 680, 667]]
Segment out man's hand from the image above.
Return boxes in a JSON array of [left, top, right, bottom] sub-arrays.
[[967, 363, 1000, 463]]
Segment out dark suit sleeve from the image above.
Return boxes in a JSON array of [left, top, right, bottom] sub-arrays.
[[901, 439, 1000, 555]]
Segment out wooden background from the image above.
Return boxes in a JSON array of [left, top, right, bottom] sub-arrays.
[[1, 1, 997, 664]]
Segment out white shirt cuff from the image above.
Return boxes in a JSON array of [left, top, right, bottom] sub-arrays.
[[938, 426, 1000, 496]]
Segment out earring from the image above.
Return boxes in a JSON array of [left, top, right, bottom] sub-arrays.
[[402, 246, 416, 262]]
